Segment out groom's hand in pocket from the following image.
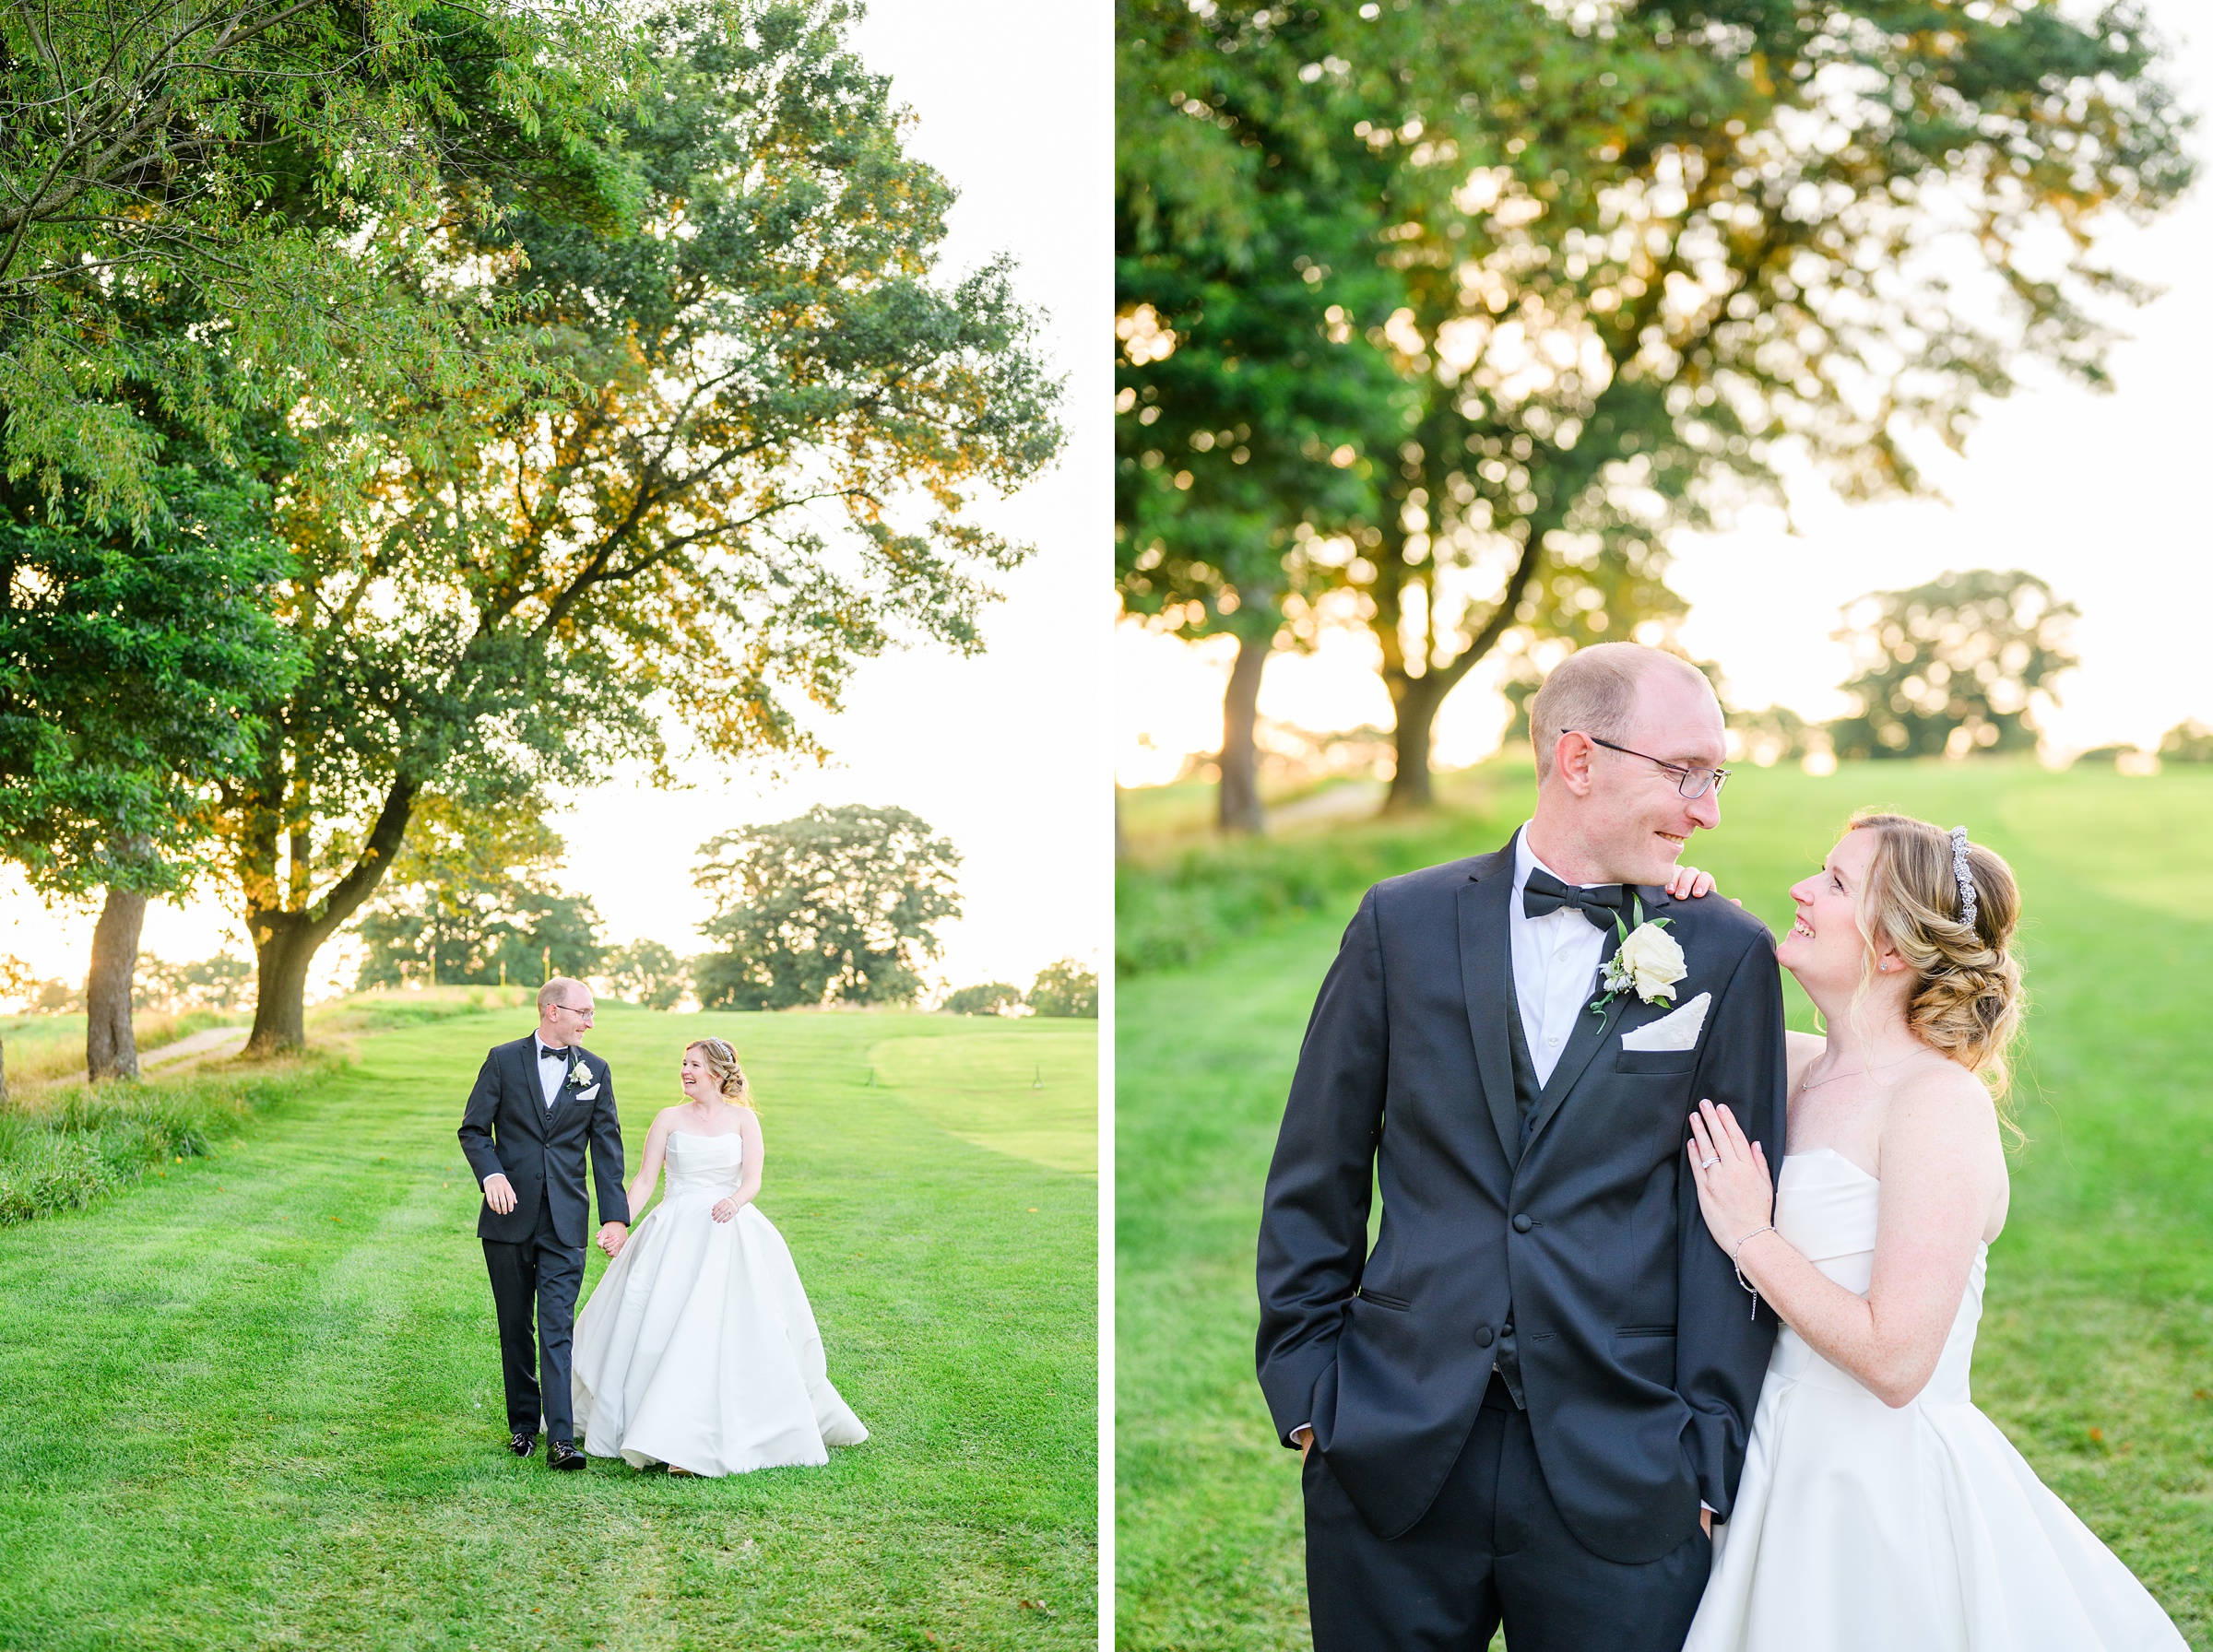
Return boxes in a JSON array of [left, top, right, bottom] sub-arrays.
[[482, 1174, 517, 1215], [1293, 1424, 1312, 1464]]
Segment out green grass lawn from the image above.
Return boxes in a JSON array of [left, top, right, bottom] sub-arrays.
[[0, 1003, 1096, 1650], [1117, 759, 2213, 1650]]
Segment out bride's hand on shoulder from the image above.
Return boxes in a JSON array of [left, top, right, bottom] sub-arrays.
[[1663, 864, 1742, 905], [1686, 1098, 1773, 1253]]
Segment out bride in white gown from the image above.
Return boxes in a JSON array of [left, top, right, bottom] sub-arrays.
[[1681, 812, 2183, 1651], [572, 1036, 867, 1475]]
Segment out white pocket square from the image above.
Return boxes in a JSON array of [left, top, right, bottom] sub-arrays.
[[574, 1084, 602, 1101], [1620, 992, 1711, 1053]]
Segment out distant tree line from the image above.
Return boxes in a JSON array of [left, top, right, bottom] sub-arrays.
[[344, 799, 1094, 1018], [943, 961, 1099, 1020]]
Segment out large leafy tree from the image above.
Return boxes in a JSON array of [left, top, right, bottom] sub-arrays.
[[1117, 0, 1402, 832], [692, 803, 961, 1011], [0, 410, 296, 1078], [0, 0, 636, 521], [349, 794, 604, 989], [1829, 569, 2078, 761], [601, 938, 689, 1009], [218, 0, 1062, 1052], [1126, 0, 2190, 812]]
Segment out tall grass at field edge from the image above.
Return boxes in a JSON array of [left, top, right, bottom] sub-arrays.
[[0, 1064, 324, 1226], [0, 985, 539, 1228], [1116, 765, 1536, 976]]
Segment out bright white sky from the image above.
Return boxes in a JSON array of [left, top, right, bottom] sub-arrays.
[[1119, 0, 2213, 785], [1, 0, 1111, 999]]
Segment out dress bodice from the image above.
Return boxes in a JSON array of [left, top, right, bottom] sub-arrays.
[[662, 1130, 744, 1196], [1768, 1147, 1985, 1406]]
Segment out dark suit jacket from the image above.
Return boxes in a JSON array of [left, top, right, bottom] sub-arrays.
[[457, 1036, 630, 1246], [1256, 832, 1787, 1564]]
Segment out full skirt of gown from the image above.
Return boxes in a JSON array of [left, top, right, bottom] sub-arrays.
[[1686, 1149, 2184, 1652], [572, 1129, 867, 1475]]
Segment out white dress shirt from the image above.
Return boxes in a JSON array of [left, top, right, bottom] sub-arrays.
[[1509, 825, 1609, 1088], [534, 1036, 570, 1109]]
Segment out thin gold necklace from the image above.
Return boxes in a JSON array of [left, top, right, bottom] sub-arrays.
[[1799, 1050, 1935, 1092]]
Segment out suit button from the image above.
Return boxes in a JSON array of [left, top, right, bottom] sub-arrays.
[[1475, 1325, 1495, 1348], [1512, 1213, 1533, 1233]]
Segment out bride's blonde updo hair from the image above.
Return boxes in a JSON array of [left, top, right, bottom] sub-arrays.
[[686, 1037, 753, 1108], [1845, 811, 2025, 1098]]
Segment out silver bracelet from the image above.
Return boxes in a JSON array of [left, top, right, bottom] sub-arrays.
[[1730, 1225, 1778, 1318]]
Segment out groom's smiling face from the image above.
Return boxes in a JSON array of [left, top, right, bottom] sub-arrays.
[[1573, 669, 1727, 887]]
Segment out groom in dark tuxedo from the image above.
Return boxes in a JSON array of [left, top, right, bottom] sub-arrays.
[[1257, 643, 1788, 1651], [458, 976, 629, 1469]]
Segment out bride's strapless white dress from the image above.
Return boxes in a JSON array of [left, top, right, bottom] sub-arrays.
[[1686, 1149, 2183, 1651], [571, 1130, 867, 1474]]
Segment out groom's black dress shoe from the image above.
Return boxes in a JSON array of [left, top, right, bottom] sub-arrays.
[[508, 1432, 538, 1458], [548, 1440, 586, 1471]]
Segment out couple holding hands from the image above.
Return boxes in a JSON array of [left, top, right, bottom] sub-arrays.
[[457, 980, 866, 1478], [1259, 643, 2184, 1651]]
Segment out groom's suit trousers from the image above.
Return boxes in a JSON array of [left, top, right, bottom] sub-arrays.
[[483, 1197, 586, 1441], [1303, 1375, 1711, 1652]]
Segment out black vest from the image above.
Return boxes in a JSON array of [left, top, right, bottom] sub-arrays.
[[1490, 970, 1548, 1409]]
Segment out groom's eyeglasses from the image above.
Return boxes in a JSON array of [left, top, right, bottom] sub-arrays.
[[1567, 731, 1731, 800]]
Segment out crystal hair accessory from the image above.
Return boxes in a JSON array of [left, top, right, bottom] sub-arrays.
[[1949, 826, 1979, 930]]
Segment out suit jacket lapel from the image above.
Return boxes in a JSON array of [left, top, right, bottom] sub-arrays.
[[1523, 884, 1671, 1150], [1457, 842, 1524, 1170]]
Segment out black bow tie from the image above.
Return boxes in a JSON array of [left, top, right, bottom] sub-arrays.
[[539, 1044, 568, 1062], [1523, 868, 1630, 930]]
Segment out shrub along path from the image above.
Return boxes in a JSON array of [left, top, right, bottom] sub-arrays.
[[0, 1004, 1096, 1651], [1118, 760, 2213, 1650]]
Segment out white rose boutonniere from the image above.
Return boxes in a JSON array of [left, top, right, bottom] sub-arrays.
[[567, 1059, 593, 1089], [1590, 898, 1687, 1019]]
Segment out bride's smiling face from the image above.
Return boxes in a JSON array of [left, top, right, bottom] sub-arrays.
[[680, 1050, 716, 1103], [1779, 828, 1889, 995]]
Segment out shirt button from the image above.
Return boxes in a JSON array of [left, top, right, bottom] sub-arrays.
[[1546, 1033, 1561, 1046]]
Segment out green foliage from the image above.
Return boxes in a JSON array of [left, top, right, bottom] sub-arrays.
[[943, 983, 1024, 1017], [1829, 570, 2078, 761], [0, 0, 642, 521], [600, 939, 691, 1011], [349, 795, 604, 990], [692, 804, 962, 1011], [1025, 961, 1098, 1021], [1116, 1, 1402, 649], [0, 434, 297, 896]]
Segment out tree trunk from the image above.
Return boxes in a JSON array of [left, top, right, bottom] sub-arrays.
[[243, 776, 422, 1054], [245, 915, 318, 1054], [86, 885, 149, 1081], [1382, 673, 1450, 815], [1217, 626, 1272, 835]]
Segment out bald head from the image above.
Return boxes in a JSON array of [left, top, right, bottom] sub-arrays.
[[1528, 643, 1716, 782]]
